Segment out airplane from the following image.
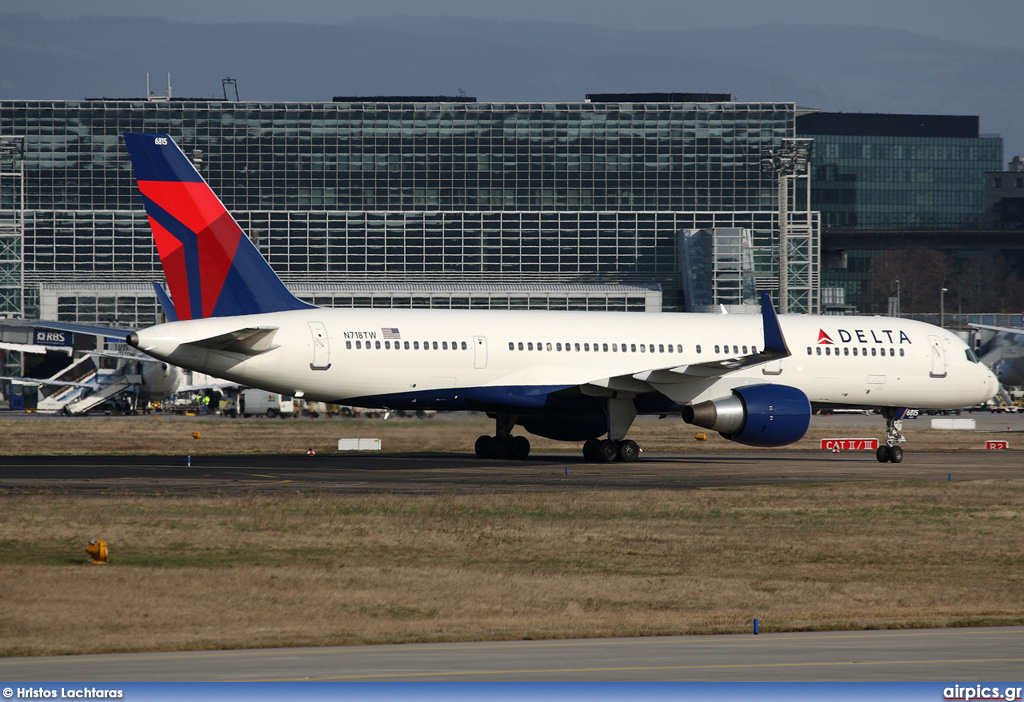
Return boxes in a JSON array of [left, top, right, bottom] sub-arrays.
[[969, 322, 1024, 387], [63, 132, 996, 463]]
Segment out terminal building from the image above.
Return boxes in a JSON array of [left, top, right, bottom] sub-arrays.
[[797, 112, 1004, 313], [0, 94, 819, 333]]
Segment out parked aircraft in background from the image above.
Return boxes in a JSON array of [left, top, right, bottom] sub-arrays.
[[970, 322, 1024, 387], [0, 352, 179, 414], [54, 133, 999, 462]]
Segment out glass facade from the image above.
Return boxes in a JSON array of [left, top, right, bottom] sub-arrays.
[[806, 134, 1002, 229], [1, 97, 812, 325]]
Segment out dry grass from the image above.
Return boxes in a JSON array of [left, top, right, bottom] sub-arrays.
[[1, 483, 1022, 656], [0, 413, 1014, 455]]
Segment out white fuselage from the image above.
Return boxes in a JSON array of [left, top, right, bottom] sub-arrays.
[[130, 307, 998, 413]]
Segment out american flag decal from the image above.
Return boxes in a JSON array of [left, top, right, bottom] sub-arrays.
[[381, 327, 401, 339]]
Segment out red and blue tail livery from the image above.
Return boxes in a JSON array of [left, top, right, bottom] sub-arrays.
[[123, 133, 311, 320]]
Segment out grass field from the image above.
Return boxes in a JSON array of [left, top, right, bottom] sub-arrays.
[[1, 483, 1022, 656], [1, 414, 1021, 657]]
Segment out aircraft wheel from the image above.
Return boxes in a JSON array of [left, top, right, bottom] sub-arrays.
[[597, 439, 618, 463], [475, 435, 493, 458], [510, 435, 531, 460], [582, 438, 601, 462], [876, 446, 890, 463], [889, 445, 904, 464], [617, 440, 640, 463]]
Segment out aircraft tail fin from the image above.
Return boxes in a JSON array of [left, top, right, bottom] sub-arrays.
[[123, 133, 312, 320]]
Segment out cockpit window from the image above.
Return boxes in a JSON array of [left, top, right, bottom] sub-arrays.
[[965, 348, 979, 363]]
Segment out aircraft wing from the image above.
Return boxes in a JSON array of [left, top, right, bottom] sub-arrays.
[[578, 292, 791, 394], [970, 323, 1024, 337], [32, 320, 135, 342], [0, 375, 99, 389]]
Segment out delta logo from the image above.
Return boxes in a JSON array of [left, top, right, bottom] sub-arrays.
[[817, 328, 913, 345]]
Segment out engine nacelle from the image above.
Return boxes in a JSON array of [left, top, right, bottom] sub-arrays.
[[682, 384, 810, 447]]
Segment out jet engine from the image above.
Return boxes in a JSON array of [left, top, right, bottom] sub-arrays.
[[682, 384, 810, 447]]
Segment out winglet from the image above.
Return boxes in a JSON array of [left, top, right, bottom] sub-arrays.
[[760, 291, 790, 357], [151, 282, 178, 322]]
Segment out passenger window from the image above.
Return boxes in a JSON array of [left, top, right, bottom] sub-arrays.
[[659, 344, 665, 353], [556, 343, 562, 351], [508, 342, 514, 351], [742, 346, 747, 354], [602, 343, 608, 352], [346, 341, 352, 350], [375, 341, 381, 349], [871, 348, 877, 356], [546, 343, 552, 351], [714, 345, 720, 353], [584, 343, 589, 351], [816, 347, 821, 355], [404, 341, 410, 350], [518, 342, 524, 350], [575, 343, 581, 351], [356, 340, 362, 349], [528, 342, 534, 351], [806, 347, 811, 355], [413, 341, 419, 350], [695, 345, 701, 354], [640, 345, 645, 353], [900, 348, 905, 357]]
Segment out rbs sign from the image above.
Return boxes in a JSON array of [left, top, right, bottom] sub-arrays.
[[33, 329, 71, 347]]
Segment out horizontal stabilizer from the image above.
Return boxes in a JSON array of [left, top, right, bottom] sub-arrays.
[[184, 326, 280, 356]]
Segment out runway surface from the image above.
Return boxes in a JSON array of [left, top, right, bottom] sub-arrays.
[[2, 627, 1022, 681], [0, 447, 1021, 495]]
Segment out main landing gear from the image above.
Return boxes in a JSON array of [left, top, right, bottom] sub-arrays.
[[582, 438, 640, 463], [876, 408, 906, 463], [475, 412, 531, 459]]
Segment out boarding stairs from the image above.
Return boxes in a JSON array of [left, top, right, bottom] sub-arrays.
[[62, 374, 137, 415], [35, 354, 139, 415]]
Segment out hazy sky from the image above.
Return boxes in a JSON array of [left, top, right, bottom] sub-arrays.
[[14, 0, 1024, 48]]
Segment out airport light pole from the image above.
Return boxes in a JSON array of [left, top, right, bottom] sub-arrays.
[[940, 287, 948, 328], [894, 279, 901, 317], [761, 139, 812, 315]]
